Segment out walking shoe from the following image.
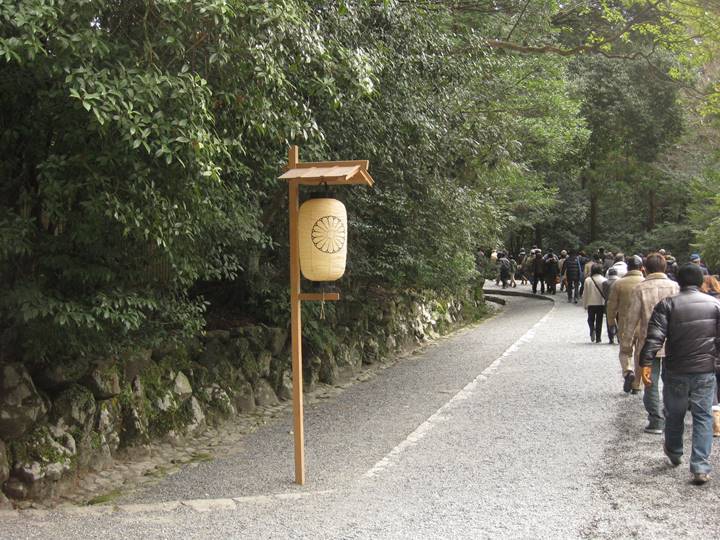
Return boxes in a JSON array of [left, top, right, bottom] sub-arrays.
[[644, 425, 663, 434], [623, 372, 635, 393], [663, 445, 681, 467], [692, 473, 710, 485]]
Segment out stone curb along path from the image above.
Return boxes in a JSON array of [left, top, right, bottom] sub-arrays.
[[1, 301, 511, 518], [0, 489, 336, 520]]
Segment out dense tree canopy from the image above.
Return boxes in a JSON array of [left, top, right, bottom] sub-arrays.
[[0, 0, 718, 363]]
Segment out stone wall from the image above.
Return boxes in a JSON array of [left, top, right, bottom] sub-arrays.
[[0, 287, 486, 507]]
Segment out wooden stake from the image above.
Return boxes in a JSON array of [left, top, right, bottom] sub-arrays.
[[288, 146, 305, 485]]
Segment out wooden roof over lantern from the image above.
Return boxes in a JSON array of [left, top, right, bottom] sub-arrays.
[[278, 148, 374, 186]]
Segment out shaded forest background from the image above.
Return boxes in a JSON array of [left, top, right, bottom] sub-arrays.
[[1, 0, 720, 364]]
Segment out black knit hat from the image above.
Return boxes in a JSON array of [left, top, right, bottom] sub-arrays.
[[677, 263, 704, 287]]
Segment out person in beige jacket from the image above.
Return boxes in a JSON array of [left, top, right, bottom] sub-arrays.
[[606, 256, 645, 393], [622, 253, 680, 433]]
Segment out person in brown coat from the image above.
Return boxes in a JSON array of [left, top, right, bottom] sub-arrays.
[[606, 255, 645, 393], [623, 253, 680, 433]]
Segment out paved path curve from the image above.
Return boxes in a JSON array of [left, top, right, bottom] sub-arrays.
[[4, 286, 720, 538]]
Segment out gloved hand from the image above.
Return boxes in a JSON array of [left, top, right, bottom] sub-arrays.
[[641, 366, 653, 386]]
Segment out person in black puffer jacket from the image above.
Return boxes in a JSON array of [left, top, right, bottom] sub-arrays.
[[562, 250, 583, 304], [640, 264, 720, 485]]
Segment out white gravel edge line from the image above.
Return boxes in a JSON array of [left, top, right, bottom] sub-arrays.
[[362, 301, 558, 479]]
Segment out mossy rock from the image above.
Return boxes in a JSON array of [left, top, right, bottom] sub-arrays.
[[120, 349, 154, 385], [147, 399, 193, 439], [51, 384, 96, 440], [95, 398, 122, 455], [318, 354, 339, 385], [0, 440, 9, 485], [233, 381, 255, 413], [198, 335, 230, 367], [137, 360, 171, 405], [239, 326, 268, 349], [203, 384, 236, 420], [118, 379, 149, 447], [335, 344, 361, 378], [268, 327, 288, 356], [206, 359, 243, 387], [81, 361, 121, 399], [302, 357, 320, 393], [0, 363, 47, 440], [239, 350, 263, 384], [157, 347, 193, 373], [7, 425, 73, 471], [253, 379, 279, 407]]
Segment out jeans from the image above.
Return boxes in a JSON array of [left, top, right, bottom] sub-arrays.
[[587, 305, 604, 341], [663, 371, 716, 474], [644, 357, 663, 428]]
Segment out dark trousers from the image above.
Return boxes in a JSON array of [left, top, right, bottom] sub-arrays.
[[587, 305, 604, 341], [566, 279, 580, 302], [606, 308, 616, 343], [545, 278, 557, 294], [532, 273, 545, 293]]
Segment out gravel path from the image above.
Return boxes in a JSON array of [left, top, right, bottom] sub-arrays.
[[4, 286, 719, 539]]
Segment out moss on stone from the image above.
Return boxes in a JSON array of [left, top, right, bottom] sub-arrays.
[[189, 451, 213, 463], [146, 395, 193, 438], [8, 426, 68, 466], [55, 383, 95, 413], [86, 489, 122, 506], [137, 361, 166, 403], [89, 431, 104, 451]]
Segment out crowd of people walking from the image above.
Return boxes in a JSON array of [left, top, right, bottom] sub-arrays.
[[483, 247, 720, 486]]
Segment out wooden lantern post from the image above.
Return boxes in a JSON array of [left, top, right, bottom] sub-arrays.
[[279, 145, 374, 485]]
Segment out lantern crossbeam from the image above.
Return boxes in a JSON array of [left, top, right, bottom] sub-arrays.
[[298, 293, 340, 302]]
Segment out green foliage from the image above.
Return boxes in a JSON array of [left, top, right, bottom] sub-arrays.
[[689, 166, 720, 268], [0, 0, 271, 361], [0, 0, 717, 366]]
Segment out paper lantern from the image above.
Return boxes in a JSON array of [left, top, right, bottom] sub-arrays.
[[298, 198, 347, 281]]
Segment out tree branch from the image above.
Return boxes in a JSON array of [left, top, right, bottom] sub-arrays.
[[505, 0, 531, 41]]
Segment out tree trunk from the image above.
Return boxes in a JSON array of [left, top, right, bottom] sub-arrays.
[[648, 190, 657, 231], [589, 191, 598, 242]]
